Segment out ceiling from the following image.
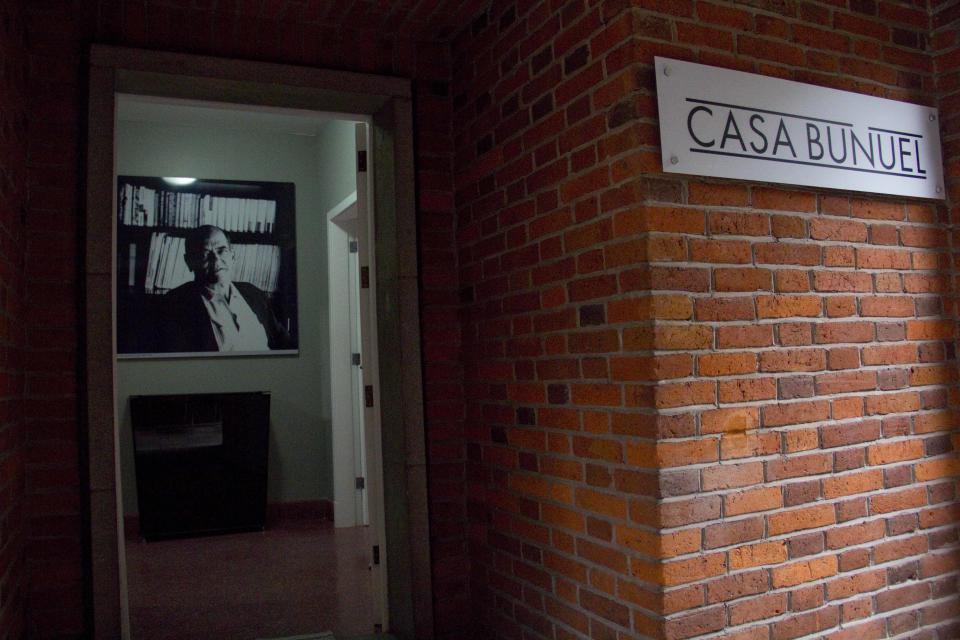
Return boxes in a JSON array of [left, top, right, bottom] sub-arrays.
[[116, 94, 345, 136]]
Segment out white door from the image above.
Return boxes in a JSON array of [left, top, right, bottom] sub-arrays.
[[347, 237, 369, 525], [353, 121, 388, 633], [326, 121, 386, 633]]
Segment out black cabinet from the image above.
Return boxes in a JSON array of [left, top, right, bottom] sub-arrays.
[[130, 392, 270, 540]]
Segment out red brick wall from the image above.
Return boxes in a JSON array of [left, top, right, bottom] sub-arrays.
[[936, 4, 960, 236], [452, 1, 959, 638], [0, 1, 28, 638], [22, 3, 87, 635], [14, 2, 468, 638]]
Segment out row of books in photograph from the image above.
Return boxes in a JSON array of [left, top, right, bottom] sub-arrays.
[[119, 184, 278, 233], [138, 232, 281, 294]]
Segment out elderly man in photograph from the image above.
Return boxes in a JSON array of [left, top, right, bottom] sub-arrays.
[[158, 225, 292, 353]]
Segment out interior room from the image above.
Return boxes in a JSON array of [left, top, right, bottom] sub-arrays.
[[113, 96, 377, 639]]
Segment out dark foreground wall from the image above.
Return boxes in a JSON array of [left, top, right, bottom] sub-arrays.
[[0, 1, 28, 638], [9, 2, 473, 638]]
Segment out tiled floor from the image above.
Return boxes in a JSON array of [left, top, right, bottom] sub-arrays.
[[125, 522, 375, 640]]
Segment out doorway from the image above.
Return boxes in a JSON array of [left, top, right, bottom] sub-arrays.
[[112, 95, 378, 638], [83, 46, 433, 640]]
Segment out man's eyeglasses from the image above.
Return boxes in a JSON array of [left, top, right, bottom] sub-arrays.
[[191, 246, 233, 262]]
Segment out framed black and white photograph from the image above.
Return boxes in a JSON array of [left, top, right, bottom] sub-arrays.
[[116, 176, 299, 358]]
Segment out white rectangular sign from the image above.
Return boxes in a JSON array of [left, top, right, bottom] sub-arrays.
[[655, 57, 945, 200]]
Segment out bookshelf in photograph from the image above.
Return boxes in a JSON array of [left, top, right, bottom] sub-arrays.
[[116, 176, 298, 357]]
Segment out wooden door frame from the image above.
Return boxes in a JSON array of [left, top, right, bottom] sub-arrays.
[[84, 45, 433, 639]]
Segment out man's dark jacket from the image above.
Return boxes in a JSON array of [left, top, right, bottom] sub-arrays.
[[158, 281, 293, 352]]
